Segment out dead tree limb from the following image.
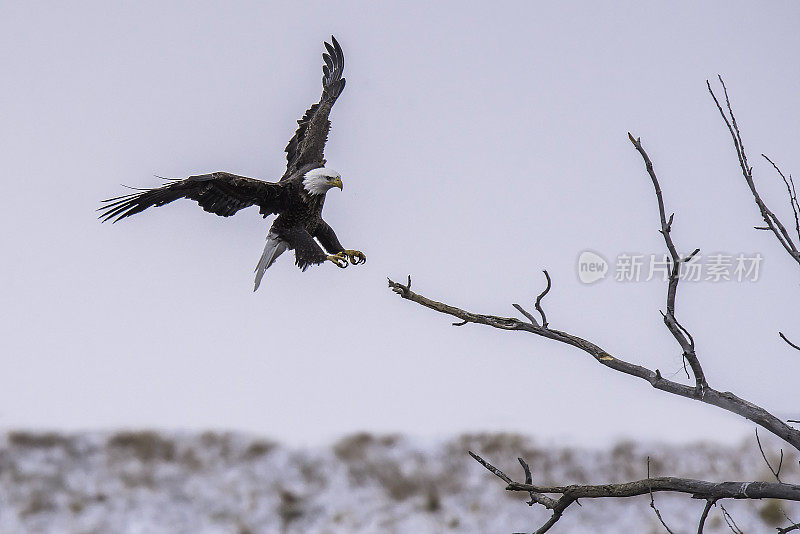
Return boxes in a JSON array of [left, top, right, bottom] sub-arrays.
[[388, 274, 800, 452], [468, 451, 800, 533], [707, 76, 800, 266], [471, 452, 800, 500], [388, 81, 800, 532], [628, 132, 705, 392], [708, 77, 800, 352]]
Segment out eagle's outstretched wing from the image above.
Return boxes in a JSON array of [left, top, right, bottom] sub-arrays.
[[282, 36, 346, 179], [99, 172, 285, 223]]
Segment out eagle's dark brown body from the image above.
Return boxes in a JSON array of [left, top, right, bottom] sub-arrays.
[[99, 37, 365, 289]]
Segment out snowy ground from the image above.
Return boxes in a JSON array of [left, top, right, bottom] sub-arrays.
[[0, 431, 797, 533]]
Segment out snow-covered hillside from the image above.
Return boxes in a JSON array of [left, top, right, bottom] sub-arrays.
[[0, 431, 796, 533]]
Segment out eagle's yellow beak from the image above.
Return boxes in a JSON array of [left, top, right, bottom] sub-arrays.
[[333, 177, 343, 190]]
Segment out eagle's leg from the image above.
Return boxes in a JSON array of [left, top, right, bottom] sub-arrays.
[[342, 249, 366, 265], [326, 252, 349, 268]]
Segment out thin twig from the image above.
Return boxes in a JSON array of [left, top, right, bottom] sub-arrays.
[[697, 498, 717, 534], [470, 451, 567, 533], [534, 270, 552, 329], [517, 457, 558, 509], [513, 304, 539, 326], [779, 506, 799, 534], [662, 309, 696, 381], [756, 428, 784, 482], [780, 332, 800, 352], [763, 154, 800, 243], [681, 355, 691, 381], [519, 457, 533, 485], [466, 444, 800, 532], [720, 504, 744, 534], [648, 456, 676, 533], [468, 451, 513, 484]]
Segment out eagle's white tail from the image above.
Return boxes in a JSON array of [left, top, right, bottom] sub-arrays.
[[254, 231, 288, 291]]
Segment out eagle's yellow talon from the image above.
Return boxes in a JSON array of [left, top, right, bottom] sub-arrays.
[[342, 249, 366, 265], [327, 252, 348, 268]]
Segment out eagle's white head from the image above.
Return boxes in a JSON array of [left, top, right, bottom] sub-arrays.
[[303, 167, 343, 196]]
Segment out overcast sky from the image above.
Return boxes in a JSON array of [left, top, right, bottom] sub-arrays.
[[1, 1, 798, 448]]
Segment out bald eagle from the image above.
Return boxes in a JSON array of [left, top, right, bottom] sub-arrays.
[[99, 36, 365, 291]]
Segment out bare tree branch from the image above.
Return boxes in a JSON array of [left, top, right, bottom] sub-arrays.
[[469, 452, 572, 534], [628, 132, 706, 393], [389, 79, 800, 533], [505, 472, 800, 502], [707, 76, 800, 266], [468, 449, 800, 505], [390, 121, 800, 453], [387, 277, 800, 451], [708, 78, 800, 354]]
